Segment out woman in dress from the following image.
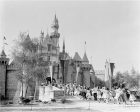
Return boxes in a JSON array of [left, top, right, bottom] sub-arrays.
[[97, 89, 102, 102], [102, 88, 107, 103], [86, 88, 91, 100]]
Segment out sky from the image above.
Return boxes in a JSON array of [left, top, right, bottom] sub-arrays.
[[0, 0, 140, 73]]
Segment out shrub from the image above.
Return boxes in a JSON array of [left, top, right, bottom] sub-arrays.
[[0, 95, 5, 101], [51, 99, 56, 102], [61, 98, 66, 104]]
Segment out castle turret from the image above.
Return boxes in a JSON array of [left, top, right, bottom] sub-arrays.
[[49, 14, 60, 63], [0, 50, 9, 98], [1, 50, 6, 58], [82, 52, 89, 64], [80, 52, 91, 87], [50, 14, 60, 46], [73, 52, 82, 62], [40, 30, 44, 44], [52, 14, 59, 32]]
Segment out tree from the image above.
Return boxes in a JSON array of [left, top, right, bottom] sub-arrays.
[[113, 70, 140, 89], [12, 32, 48, 100], [94, 76, 105, 88]]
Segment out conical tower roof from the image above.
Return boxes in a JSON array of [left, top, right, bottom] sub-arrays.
[[73, 52, 82, 61], [54, 14, 58, 24], [46, 32, 49, 38], [52, 14, 59, 30], [82, 52, 89, 63], [25, 33, 31, 42], [0, 50, 6, 58]]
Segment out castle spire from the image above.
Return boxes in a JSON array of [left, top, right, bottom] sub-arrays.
[[26, 33, 31, 41], [84, 41, 87, 53], [41, 30, 44, 36], [63, 39, 65, 53], [51, 14, 59, 32], [82, 41, 89, 63], [50, 14, 60, 46], [0, 50, 6, 58], [40, 30, 44, 38], [40, 30, 44, 43], [2, 36, 8, 51], [82, 52, 89, 64], [1, 36, 8, 58]]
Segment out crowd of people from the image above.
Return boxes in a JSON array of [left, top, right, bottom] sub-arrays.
[[54, 83, 139, 105]]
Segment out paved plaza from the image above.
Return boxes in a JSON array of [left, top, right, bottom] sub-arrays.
[[1, 96, 140, 112]]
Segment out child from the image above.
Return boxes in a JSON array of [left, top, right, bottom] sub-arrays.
[[97, 89, 102, 102]]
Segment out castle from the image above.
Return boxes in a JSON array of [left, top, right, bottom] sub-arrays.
[[0, 15, 107, 100]]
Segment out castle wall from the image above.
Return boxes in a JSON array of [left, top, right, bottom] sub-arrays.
[[90, 74, 95, 88], [66, 65, 75, 83], [77, 73, 83, 86], [0, 64, 6, 97], [7, 70, 19, 100], [83, 70, 90, 88]]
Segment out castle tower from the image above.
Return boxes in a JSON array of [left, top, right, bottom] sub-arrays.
[[81, 52, 91, 88], [73, 52, 82, 84], [48, 15, 61, 83], [50, 14, 60, 46], [49, 14, 60, 63], [0, 50, 9, 98], [82, 52, 89, 64]]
